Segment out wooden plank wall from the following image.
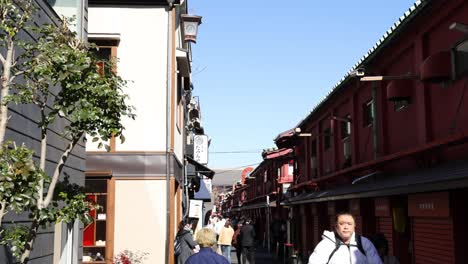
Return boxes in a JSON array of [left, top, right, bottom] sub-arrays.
[[0, 1, 86, 263]]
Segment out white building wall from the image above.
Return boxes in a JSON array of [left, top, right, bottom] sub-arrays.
[[114, 180, 167, 263], [87, 7, 169, 152]]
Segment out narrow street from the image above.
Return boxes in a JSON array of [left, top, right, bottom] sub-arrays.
[[229, 247, 283, 264]]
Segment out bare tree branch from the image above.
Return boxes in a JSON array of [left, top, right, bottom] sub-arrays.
[[0, 53, 5, 65], [0, 200, 7, 224], [42, 137, 79, 208]]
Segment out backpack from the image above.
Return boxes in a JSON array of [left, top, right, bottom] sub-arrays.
[[174, 235, 182, 256], [327, 233, 366, 264]]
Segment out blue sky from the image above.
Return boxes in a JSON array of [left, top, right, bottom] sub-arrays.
[[190, 0, 416, 169]]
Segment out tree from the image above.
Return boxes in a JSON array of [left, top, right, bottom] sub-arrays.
[[0, 1, 135, 263]]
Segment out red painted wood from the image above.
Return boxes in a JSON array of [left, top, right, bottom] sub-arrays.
[[83, 195, 96, 246], [354, 216, 362, 235], [313, 217, 319, 246], [412, 217, 455, 264], [412, 217, 454, 264], [377, 217, 393, 256]]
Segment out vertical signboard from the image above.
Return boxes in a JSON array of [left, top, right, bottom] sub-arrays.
[[194, 135, 208, 165], [189, 199, 203, 219]]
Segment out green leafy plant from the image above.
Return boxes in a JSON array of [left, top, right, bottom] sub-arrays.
[[0, 1, 134, 263]]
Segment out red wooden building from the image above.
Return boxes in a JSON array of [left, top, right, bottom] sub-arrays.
[[223, 0, 468, 263]]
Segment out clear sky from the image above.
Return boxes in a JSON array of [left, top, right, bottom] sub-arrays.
[[189, 0, 416, 169]]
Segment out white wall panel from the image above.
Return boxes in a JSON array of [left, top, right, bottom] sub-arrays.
[[114, 180, 167, 263], [88, 7, 169, 152]]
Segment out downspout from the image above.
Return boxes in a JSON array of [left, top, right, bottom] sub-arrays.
[[165, 4, 173, 264]]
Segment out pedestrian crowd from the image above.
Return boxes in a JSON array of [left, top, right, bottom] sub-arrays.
[[175, 212, 398, 264]]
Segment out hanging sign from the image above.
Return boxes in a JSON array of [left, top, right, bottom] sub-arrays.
[[194, 135, 208, 165], [189, 199, 203, 218]]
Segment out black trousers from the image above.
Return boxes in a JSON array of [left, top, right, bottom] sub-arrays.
[[241, 246, 255, 264], [235, 246, 242, 264]]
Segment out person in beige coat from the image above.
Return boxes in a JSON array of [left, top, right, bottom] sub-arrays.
[[218, 219, 235, 263]]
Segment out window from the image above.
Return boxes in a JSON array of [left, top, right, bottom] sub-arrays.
[[94, 47, 112, 76], [89, 42, 118, 151], [394, 99, 411, 111], [54, 221, 79, 264], [311, 139, 317, 158], [343, 140, 352, 168], [324, 128, 331, 150], [363, 100, 374, 127], [310, 140, 318, 177], [83, 178, 111, 263], [340, 115, 351, 139]]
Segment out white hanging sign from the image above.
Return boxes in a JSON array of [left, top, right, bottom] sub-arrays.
[[194, 135, 208, 165]]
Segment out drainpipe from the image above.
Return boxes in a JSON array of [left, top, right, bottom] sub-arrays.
[[372, 82, 379, 159], [165, 5, 173, 264]]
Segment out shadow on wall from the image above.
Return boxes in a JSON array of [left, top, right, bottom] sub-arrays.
[[0, 245, 14, 264]]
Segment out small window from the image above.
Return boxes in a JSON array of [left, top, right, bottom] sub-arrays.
[[311, 140, 317, 157], [394, 99, 411, 111], [324, 128, 331, 150], [288, 161, 294, 176], [340, 115, 351, 139], [363, 100, 374, 127]]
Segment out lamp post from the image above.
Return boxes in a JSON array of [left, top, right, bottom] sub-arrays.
[[181, 14, 202, 43]]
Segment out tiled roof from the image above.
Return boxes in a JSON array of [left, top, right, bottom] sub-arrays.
[[297, 0, 429, 128]]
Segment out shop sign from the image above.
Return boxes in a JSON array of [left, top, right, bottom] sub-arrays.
[[189, 199, 203, 218], [194, 135, 208, 165], [374, 197, 390, 217], [408, 192, 450, 217]]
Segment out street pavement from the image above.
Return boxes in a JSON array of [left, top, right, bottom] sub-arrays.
[[229, 247, 282, 264]]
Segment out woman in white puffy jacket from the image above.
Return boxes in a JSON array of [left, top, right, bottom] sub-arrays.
[[309, 213, 383, 264]]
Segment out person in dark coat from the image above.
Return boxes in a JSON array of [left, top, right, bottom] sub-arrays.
[[239, 219, 256, 264], [176, 219, 199, 264], [232, 222, 243, 264], [185, 228, 229, 264]]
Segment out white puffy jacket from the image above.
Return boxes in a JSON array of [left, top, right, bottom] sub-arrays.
[[308, 231, 383, 264]]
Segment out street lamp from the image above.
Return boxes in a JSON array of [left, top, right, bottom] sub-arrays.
[[181, 14, 202, 43]]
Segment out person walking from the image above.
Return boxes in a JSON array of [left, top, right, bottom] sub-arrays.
[[232, 222, 243, 264], [239, 219, 256, 264], [218, 219, 235, 262], [370, 233, 400, 264], [308, 212, 382, 264], [176, 219, 199, 264], [185, 228, 229, 264]]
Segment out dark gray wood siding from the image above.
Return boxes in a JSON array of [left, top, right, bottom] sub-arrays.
[[0, 1, 86, 263]]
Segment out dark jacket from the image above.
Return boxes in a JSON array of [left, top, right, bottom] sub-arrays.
[[185, 248, 230, 264], [176, 229, 197, 264], [239, 223, 256, 247]]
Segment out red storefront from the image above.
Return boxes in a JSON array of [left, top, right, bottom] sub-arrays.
[[409, 192, 454, 264], [224, 1, 468, 263]]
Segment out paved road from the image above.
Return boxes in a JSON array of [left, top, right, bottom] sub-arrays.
[[229, 247, 282, 264]]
